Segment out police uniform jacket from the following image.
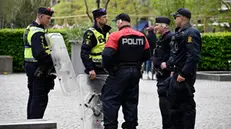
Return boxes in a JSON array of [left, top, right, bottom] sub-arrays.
[[153, 31, 174, 79], [102, 25, 150, 73], [24, 21, 53, 71], [166, 23, 201, 79], [81, 24, 111, 74]]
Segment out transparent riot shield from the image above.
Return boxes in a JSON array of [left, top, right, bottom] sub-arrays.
[[45, 33, 86, 129], [77, 74, 108, 129], [45, 33, 78, 95]]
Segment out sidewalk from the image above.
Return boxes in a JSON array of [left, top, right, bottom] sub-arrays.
[[0, 74, 231, 129]]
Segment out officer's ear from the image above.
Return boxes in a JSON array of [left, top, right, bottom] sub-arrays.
[[38, 14, 43, 19], [182, 16, 189, 22], [95, 17, 101, 22]]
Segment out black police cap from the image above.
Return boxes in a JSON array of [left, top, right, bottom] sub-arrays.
[[92, 8, 107, 19], [113, 13, 131, 22], [172, 8, 191, 19], [155, 16, 170, 25], [38, 7, 54, 16]]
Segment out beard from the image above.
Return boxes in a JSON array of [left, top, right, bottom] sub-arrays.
[[99, 21, 107, 26]]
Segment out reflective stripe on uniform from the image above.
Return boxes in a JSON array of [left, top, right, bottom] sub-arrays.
[[24, 47, 37, 62], [91, 55, 102, 63]]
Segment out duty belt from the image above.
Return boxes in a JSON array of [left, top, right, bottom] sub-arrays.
[[120, 62, 139, 66]]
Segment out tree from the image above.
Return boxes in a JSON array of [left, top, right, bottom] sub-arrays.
[[83, 0, 111, 22], [84, 0, 93, 22], [0, 0, 50, 28]]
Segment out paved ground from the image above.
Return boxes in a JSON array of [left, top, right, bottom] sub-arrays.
[[0, 73, 231, 129]]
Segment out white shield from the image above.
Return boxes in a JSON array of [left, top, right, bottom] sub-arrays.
[[45, 33, 78, 95], [77, 74, 108, 129]]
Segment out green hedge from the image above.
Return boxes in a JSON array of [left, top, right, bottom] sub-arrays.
[[199, 32, 231, 71], [0, 29, 69, 72], [0, 29, 231, 72]]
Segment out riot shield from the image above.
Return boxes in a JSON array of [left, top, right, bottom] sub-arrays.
[[77, 74, 108, 129], [45, 33, 78, 95]]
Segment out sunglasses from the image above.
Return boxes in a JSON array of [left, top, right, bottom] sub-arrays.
[[173, 12, 182, 19]]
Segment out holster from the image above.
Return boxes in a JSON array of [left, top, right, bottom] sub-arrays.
[[34, 65, 46, 78], [34, 63, 56, 90]]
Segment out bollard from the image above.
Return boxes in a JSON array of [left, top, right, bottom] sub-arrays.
[[0, 56, 13, 74]]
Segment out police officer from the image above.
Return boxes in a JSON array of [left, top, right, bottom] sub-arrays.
[[151, 16, 174, 129], [101, 13, 150, 129], [161, 8, 201, 129], [81, 8, 111, 79], [24, 7, 55, 119]]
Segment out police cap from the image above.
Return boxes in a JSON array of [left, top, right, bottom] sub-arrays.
[[155, 16, 170, 25], [172, 8, 191, 19], [113, 13, 131, 22], [38, 7, 54, 16], [92, 8, 107, 19]]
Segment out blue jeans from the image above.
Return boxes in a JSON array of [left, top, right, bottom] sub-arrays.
[[145, 60, 151, 72]]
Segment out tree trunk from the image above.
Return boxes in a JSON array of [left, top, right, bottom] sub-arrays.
[[104, 0, 110, 10], [96, 0, 100, 8], [84, 0, 93, 23]]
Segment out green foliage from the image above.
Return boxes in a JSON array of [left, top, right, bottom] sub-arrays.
[[0, 0, 50, 28], [65, 22, 91, 42], [0, 29, 68, 72], [0, 0, 230, 30], [52, 0, 153, 27], [52, 0, 95, 25], [0, 29, 24, 72], [199, 32, 231, 70], [0, 28, 231, 72]]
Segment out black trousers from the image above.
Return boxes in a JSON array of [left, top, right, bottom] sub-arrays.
[[157, 78, 172, 129], [167, 74, 196, 129], [24, 62, 51, 119], [102, 67, 141, 129]]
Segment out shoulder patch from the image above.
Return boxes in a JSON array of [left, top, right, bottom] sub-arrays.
[[86, 31, 93, 36], [85, 39, 91, 45], [85, 31, 94, 39], [187, 36, 192, 43]]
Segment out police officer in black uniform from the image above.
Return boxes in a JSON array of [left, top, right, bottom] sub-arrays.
[[161, 8, 201, 129], [24, 7, 55, 119], [101, 13, 150, 129], [81, 8, 111, 79], [151, 16, 174, 129]]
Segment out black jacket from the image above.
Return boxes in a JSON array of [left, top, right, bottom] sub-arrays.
[[24, 21, 53, 76], [167, 23, 201, 78], [30, 21, 52, 64], [102, 26, 150, 73], [153, 31, 174, 79]]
